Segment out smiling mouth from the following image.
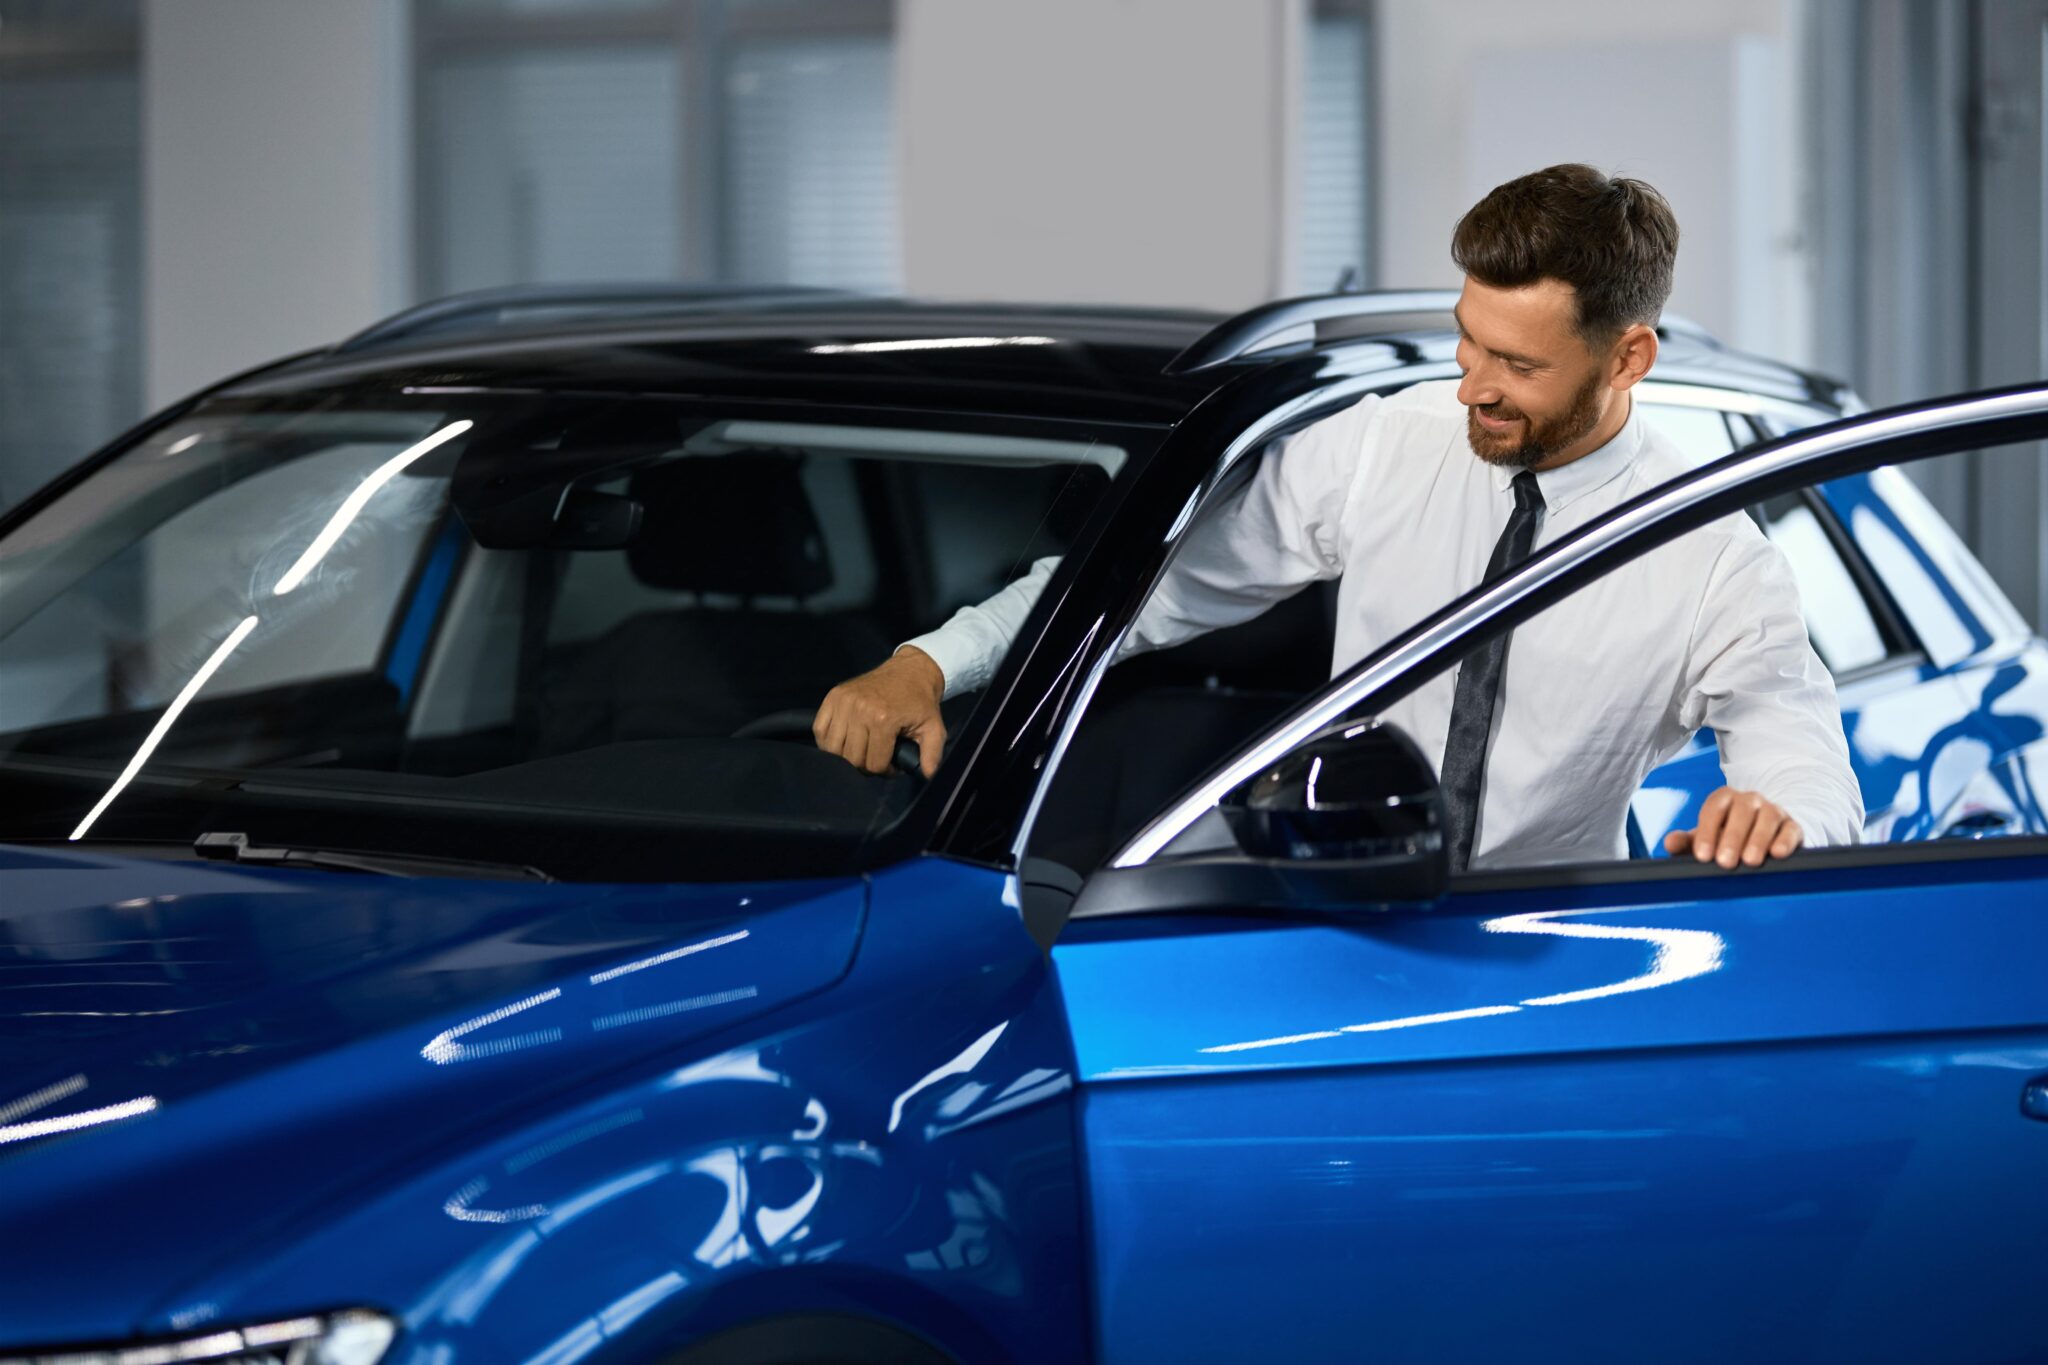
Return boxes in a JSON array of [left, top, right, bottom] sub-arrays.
[[1473, 408, 1520, 431]]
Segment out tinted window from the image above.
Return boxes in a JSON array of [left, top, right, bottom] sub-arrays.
[[0, 394, 1140, 879]]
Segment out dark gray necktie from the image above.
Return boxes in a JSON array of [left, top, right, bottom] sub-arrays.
[[1440, 470, 1545, 870]]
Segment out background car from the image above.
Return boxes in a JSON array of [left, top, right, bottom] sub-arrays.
[[1, 288, 2045, 1364]]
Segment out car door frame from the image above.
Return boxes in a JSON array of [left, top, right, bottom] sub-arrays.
[[1095, 379, 2048, 875], [1043, 381, 2048, 1363]]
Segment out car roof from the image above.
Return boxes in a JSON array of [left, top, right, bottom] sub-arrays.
[[213, 288, 1853, 427]]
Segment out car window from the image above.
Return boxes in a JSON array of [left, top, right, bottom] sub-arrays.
[[1752, 492, 1889, 674], [0, 418, 447, 732], [0, 393, 1144, 880], [1071, 412, 2043, 881], [1641, 400, 1904, 676], [1638, 401, 1737, 461]]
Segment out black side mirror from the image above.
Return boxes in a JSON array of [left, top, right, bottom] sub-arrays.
[[1222, 719, 1447, 901], [1070, 720, 1450, 922]]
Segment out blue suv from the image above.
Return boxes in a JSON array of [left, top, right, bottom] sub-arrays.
[[2, 286, 2046, 1364]]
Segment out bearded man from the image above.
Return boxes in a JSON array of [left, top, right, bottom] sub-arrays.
[[813, 163, 1863, 870]]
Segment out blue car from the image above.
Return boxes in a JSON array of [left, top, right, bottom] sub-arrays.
[[2, 286, 2046, 1364]]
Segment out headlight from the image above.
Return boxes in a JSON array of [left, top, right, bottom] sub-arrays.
[[0, 1310, 395, 1365]]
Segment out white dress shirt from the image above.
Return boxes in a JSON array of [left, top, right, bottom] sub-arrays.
[[903, 379, 1863, 866]]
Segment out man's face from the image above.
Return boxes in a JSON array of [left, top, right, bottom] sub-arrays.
[[1453, 277, 1613, 468]]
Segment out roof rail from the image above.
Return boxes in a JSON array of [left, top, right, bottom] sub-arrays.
[[331, 282, 860, 356], [1164, 288, 1720, 374]]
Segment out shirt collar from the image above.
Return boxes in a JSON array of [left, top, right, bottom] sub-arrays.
[[1488, 397, 1641, 514]]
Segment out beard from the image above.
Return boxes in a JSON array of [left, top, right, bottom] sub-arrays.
[[1465, 369, 1607, 468]]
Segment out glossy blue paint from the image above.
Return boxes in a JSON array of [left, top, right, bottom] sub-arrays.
[[11, 332, 2048, 1365], [1630, 471, 2048, 851], [0, 852, 1083, 1363], [1054, 856, 2048, 1363]]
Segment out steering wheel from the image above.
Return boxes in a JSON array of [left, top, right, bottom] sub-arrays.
[[732, 708, 925, 777]]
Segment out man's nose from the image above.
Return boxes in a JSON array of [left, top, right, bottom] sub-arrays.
[[1457, 368, 1498, 409]]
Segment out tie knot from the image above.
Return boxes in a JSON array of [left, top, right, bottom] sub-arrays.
[[1512, 470, 1545, 513]]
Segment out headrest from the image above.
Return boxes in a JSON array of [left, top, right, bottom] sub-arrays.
[[626, 455, 832, 597]]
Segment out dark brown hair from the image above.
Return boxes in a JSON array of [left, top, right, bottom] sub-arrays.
[[1450, 163, 1678, 344]]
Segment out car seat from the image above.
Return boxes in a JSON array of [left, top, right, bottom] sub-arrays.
[[534, 455, 891, 754]]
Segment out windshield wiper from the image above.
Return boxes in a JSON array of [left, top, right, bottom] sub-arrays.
[[194, 831, 553, 882]]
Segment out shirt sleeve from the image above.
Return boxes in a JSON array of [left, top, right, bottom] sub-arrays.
[[897, 393, 1382, 701], [1121, 392, 1381, 654], [1678, 526, 1865, 847], [898, 554, 1061, 700]]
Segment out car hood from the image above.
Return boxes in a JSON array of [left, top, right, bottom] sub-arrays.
[[0, 842, 866, 1343]]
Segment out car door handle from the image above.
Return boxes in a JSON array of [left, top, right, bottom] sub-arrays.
[[2024, 1076, 2048, 1122]]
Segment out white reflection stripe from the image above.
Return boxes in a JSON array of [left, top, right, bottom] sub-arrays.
[[1342, 1004, 1523, 1032], [588, 929, 748, 984], [69, 615, 261, 841], [238, 1318, 325, 1347], [1485, 909, 1725, 1005], [0, 1094, 156, 1146], [888, 1021, 1007, 1133], [808, 336, 1056, 354], [1201, 1005, 1521, 1055], [271, 419, 472, 595], [1200, 1029, 1342, 1055], [0, 1073, 86, 1126], [421, 987, 561, 1064]]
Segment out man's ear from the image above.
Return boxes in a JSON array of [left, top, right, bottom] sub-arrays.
[[1608, 323, 1658, 391]]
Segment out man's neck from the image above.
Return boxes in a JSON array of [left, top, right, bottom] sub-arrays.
[[1532, 390, 1632, 472]]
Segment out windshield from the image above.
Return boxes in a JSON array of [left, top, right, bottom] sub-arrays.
[[0, 390, 1144, 880]]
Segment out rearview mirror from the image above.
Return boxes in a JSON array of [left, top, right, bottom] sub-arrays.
[[1069, 720, 1450, 922]]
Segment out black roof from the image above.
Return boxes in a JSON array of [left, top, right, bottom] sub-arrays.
[[215, 289, 1852, 425]]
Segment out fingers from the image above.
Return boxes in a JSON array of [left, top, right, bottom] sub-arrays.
[[1690, 788, 1733, 863], [814, 672, 940, 775], [1675, 788, 1804, 869], [912, 719, 947, 779], [860, 720, 897, 775], [1740, 805, 1785, 867], [814, 685, 884, 773], [812, 689, 850, 763], [1713, 794, 1760, 869]]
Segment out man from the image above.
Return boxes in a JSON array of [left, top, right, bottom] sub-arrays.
[[813, 164, 1863, 870]]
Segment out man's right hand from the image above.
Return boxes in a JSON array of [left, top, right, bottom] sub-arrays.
[[814, 647, 947, 778]]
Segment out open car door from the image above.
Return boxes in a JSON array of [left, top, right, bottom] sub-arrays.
[[1049, 385, 2048, 1365]]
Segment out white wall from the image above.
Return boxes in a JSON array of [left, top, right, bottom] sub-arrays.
[[897, 0, 1301, 311], [127, 0, 1817, 398], [1374, 0, 1812, 363], [143, 0, 411, 407]]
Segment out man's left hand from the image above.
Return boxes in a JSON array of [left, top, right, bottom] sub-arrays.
[[1663, 787, 1802, 867]]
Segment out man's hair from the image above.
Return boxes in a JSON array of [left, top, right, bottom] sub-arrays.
[[1450, 163, 1678, 344]]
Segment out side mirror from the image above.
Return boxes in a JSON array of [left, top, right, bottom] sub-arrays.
[[1221, 719, 1447, 901], [1070, 720, 1450, 922]]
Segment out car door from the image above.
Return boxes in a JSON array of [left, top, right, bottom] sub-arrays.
[[1046, 386, 2048, 1364]]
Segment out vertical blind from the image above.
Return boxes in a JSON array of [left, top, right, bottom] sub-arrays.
[[1296, 6, 1370, 296], [428, 48, 684, 293], [0, 3, 140, 510], [419, 1, 900, 298], [724, 32, 901, 291]]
